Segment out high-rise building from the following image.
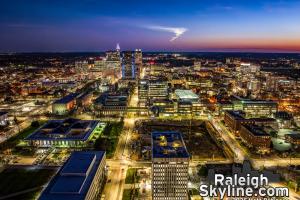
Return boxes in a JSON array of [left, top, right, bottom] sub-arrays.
[[105, 50, 121, 71], [134, 49, 142, 78], [122, 51, 136, 80], [138, 79, 149, 107], [152, 131, 189, 200], [93, 58, 106, 72]]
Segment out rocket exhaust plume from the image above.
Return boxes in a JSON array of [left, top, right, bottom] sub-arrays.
[[145, 25, 187, 42]]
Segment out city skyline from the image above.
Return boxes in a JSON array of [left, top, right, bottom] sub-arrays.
[[1, 0, 300, 53]]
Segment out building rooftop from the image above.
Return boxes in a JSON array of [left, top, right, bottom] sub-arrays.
[[39, 151, 105, 200], [152, 131, 189, 159], [275, 111, 293, 120], [175, 89, 199, 102], [217, 100, 233, 105], [95, 93, 128, 107], [242, 125, 270, 137], [54, 93, 79, 104], [0, 111, 8, 116], [25, 118, 102, 141], [226, 110, 246, 120], [251, 118, 276, 122], [286, 134, 300, 140], [231, 95, 277, 105]]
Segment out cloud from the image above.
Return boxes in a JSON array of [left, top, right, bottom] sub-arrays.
[[144, 25, 187, 42]]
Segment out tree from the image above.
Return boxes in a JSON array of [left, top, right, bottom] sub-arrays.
[[31, 121, 40, 128]]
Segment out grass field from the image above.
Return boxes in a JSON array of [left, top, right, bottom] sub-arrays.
[[94, 121, 124, 158], [0, 121, 45, 152], [0, 168, 57, 198]]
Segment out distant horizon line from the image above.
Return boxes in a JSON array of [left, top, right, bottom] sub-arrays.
[[1, 50, 300, 54]]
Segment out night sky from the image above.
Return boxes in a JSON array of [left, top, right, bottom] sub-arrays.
[[1, 0, 300, 52]]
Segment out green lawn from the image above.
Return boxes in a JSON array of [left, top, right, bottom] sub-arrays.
[[94, 121, 124, 158], [125, 168, 140, 184], [0, 168, 57, 198], [102, 121, 124, 137], [0, 121, 45, 152]]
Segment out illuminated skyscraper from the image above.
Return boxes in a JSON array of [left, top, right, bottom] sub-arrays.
[[122, 51, 136, 79], [152, 131, 189, 200], [134, 49, 142, 78]]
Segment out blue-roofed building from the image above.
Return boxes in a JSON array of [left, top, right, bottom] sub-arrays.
[[151, 131, 189, 200], [39, 151, 106, 200], [25, 118, 105, 147], [52, 93, 79, 115]]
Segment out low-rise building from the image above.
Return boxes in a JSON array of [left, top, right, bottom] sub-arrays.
[[174, 89, 203, 116], [240, 125, 271, 153], [224, 110, 278, 136], [274, 111, 293, 129], [94, 93, 128, 117], [39, 151, 106, 200], [25, 118, 105, 147], [232, 97, 277, 118], [285, 134, 300, 145], [216, 101, 234, 115], [52, 93, 78, 115], [150, 99, 176, 117], [77, 92, 93, 107], [224, 111, 253, 136]]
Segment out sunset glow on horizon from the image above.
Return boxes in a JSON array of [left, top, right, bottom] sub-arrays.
[[1, 0, 300, 52]]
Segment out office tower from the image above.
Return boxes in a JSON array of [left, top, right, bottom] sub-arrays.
[[106, 50, 120, 62], [105, 50, 121, 70], [122, 51, 136, 80], [138, 79, 149, 107], [134, 49, 142, 78], [93, 58, 106, 72], [148, 78, 169, 100], [152, 131, 189, 200]]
